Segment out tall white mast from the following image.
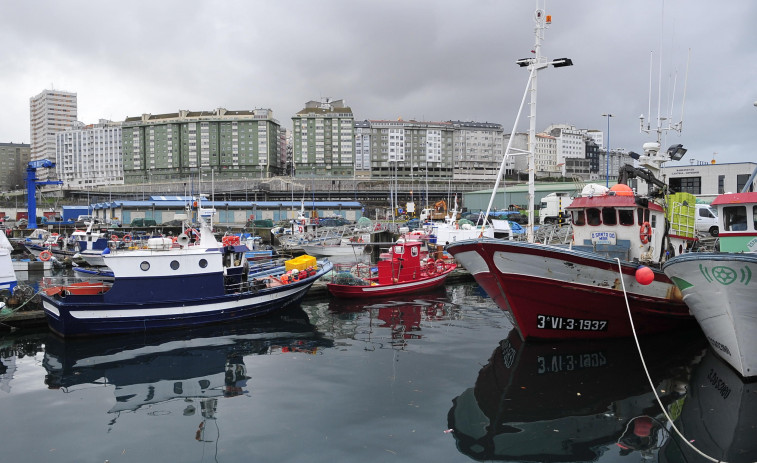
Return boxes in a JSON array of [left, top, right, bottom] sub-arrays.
[[483, 2, 571, 242]]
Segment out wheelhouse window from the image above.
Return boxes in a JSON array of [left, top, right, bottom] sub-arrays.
[[638, 207, 650, 224], [601, 207, 617, 226], [618, 209, 635, 226], [571, 209, 585, 226], [724, 206, 748, 231], [754, 206, 757, 230], [586, 208, 601, 226]]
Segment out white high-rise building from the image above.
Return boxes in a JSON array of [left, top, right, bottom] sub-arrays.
[[30, 89, 77, 179], [55, 120, 123, 188]]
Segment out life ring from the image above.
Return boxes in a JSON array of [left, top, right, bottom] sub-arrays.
[[39, 250, 53, 262], [639, 222, 652, 244], [436, 259, 445, 273], [111, 234, 119, 241], [123, 234, 133, 243], [426, 260, 436, 274]]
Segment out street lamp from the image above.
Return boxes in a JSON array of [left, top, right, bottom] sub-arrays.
[[601, 114, 614, 187]]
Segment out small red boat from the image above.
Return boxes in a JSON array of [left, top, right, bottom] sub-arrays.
[[326, 240, 456, 298]]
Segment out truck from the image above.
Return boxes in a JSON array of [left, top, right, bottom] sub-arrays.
[[539, 192, 573, 224]]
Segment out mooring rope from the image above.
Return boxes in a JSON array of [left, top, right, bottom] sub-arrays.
[[614, 257, 726, 463]]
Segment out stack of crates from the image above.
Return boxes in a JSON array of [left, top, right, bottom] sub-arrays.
[[285, 255, 317, 272]]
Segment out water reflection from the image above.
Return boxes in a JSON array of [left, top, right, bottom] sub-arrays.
[[660, 348, 757, 463], [448, 327, 708, 462], [41, 306, 331, 419], [326, 288, 457, 350]]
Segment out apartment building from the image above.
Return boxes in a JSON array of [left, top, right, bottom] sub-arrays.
[[450, 121, 505, 182], [55, 120, 123, 188], [29, 89, 77, 179], [0, 142, 30, 191], [353, 119, 454, 182], [292, 98, 354, 177], [121, 108, 282, 184]]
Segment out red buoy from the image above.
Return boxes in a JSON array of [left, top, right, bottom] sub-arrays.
[[635, 266, 654, 285]]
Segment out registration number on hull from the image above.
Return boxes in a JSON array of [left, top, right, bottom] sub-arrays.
[[536, 314, 608, 331]]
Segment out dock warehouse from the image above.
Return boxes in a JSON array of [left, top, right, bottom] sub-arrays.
[[90, 196, 364, 227]]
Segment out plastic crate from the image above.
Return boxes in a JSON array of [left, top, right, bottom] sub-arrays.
[[285, 255, 317, 272]]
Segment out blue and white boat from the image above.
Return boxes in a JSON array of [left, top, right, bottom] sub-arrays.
[[72, 220, 110, 266], [40, 200, 332, 337]]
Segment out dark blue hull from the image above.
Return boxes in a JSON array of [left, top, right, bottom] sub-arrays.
[[42, 263, 332, 337]]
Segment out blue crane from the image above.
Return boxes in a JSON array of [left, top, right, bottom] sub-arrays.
[[26, 160, 63, 229]]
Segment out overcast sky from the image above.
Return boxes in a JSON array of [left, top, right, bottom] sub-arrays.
[[1, 0, 755, 165]]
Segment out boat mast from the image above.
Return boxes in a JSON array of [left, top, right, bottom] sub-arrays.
[[483, 2, 571, 242]]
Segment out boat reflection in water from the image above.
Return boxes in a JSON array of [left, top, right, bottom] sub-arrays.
[[660, 348, 757, 463], [448, 327, 708, 462], [327, 287, 454, 349], [42, 306, 332, 419]]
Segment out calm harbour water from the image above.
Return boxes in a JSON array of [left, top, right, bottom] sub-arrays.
[[0, 280, 752, 463]]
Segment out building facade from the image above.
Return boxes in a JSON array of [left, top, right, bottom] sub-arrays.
[[0, 143, 30, 191], [55, 120, 124, 188], [450, 121, 505, 182], [292, 98, 355, 178], [121, 108, 282, 184], [29, 89, 77, 179], [661, 162, 757, 200], [353, 119, 454, 182]]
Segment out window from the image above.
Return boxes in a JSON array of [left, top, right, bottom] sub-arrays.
[[718, 175, 725, 194], [668, 177, 701, 195], [140, 261, 150, 271], [602, 208, 617, 225], [586, 208, 601, 226], [723, 206, 748, 231], [170, 260, 180, 270], [737, 174, 754, 193], [571, 210, 585, 226], [618, 209, 634, 226]]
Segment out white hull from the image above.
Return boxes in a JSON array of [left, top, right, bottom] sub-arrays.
[[78, 250, 106, 267], [664, 253, 757, 377], [300, 244, 366, 257]]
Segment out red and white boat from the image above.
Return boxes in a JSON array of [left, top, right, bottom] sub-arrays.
[[446, 2, 697, 341], [448, 182, 698, 341], [327, 240, 456, 298]]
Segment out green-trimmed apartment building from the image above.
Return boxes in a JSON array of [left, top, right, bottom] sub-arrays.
[[122, 108, 284, 184], [292, 98, 354, 177]]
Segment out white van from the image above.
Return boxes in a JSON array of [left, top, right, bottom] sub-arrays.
[[695, 204, 718, 236]]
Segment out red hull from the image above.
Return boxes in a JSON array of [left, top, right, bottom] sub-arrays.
[[447, 239, 692, 340], [327, 266, 455, 299]]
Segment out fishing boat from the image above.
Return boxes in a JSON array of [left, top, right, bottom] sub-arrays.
[[301, 235, 368, 258], [447, 327, 707, 462], [0, 230, 18, 294], [446, 3, 696, 340], [70, 220, 110, 265], [662, 190, 757, 377], [39, 199, 333, 337], [24, 232, 78, 260], [326, 239, 456, 298]]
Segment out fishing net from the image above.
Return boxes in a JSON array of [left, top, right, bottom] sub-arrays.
[[331, 272, 370, 286]]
